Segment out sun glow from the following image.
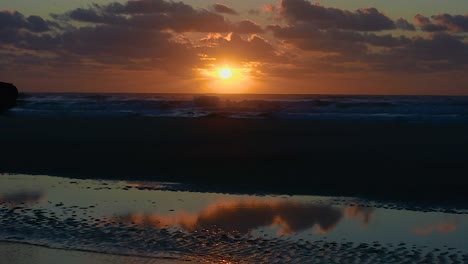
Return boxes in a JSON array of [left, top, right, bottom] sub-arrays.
[[219, 68, 233, 79], [198, 64, 254, 93]]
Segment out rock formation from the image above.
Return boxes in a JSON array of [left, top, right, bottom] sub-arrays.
[[0, 82, 18, 112]]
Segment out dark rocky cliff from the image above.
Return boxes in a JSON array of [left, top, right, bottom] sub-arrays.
[[0, 82, 18, 112]]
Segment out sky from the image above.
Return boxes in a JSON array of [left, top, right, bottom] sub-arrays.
[[1, 0, 468, 94]]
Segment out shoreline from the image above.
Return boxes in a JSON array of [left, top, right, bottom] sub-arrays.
[[2, 115, 468, 201], [1, 174, 468, 263], [0, 241, 185, 264]]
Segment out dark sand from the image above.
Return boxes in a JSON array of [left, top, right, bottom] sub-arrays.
[[1, 115, 468, 201]]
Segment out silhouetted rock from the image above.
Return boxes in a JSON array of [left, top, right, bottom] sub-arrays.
[[194, 95, 221, 108], [0, 82, 18, 112]]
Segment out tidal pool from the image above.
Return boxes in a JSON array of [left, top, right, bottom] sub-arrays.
[[1, 174, 467, 263]]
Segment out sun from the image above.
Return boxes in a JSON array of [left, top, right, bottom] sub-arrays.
[[219, 68, 233, 79], [199, 65, 252, 93]]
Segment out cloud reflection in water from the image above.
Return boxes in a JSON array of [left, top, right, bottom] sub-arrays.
[[0, 191, 44, 206], [116, 200, 373, 235]]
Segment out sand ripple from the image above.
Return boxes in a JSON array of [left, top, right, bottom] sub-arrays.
[[1, 205, 467, 263]]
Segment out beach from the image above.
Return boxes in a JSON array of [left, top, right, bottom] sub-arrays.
[[0, 242, 183, 264], [2, 108, 468, 263], [1, 115, 468, 201], [1, 174, 467, 263]]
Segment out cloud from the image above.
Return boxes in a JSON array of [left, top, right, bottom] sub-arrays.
[[414, 14, 448, 32], [64, 7, 126, 25], [213, 3, 238, 16], [234, 19, 264, 34], [127, 10, 231, 32], [2, 0, 468, 93], [57, 0, 265, 34], [268, 14, 468, 74], [415, 13, 468, 33], [60, 24, 203, 74], [102, 0, 196, 14], [337, 32, 468, 73], [1, 23, 201, 74], [200, 33, 284, 64], [279, 0, 395, 31], [395, 18, 416, 31], [390, 33, 468, 70], [58, 1, 232, 33], [268, 23, 411, 54], [0, 1, 270, 79], [431, 14, 468, 32], [0, 10, 53, 32]]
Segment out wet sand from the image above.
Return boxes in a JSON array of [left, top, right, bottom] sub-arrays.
[[1, 174, 468, 263], [0, 242, 183, 264], [1, 115, 468, 201]]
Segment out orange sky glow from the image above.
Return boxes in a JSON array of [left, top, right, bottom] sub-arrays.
[[1, 0, 468, 94]]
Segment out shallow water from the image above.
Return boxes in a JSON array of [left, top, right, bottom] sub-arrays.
[[1, 174, 468, 263]]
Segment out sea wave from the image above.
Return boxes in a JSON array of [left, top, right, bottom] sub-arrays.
[[11, 93, 468, 122]]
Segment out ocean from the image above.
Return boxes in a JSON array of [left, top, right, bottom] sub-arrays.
[[12, 93, 468, 123]]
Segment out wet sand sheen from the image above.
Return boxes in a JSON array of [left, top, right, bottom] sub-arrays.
[[0, 242, 184, 264], [1, 174, 468, 263]]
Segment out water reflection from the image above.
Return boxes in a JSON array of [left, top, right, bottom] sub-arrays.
[[413, 221, 458, 235], [345, 205, 374, 225], [0, 190, 44, 206], [116, 200, 373, 235], [2, 174, 468, 261]]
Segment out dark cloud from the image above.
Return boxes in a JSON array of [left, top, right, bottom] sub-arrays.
[[234, 19, 264, 34], [268, 21, 468, 74], [269, 23, 410, 54], [1, 23, 201, 74], [265, 2, 468, 74], [0, 10, 52, 32], [200, 33, 284, 64], [213, 3, 238, 16], [101, 0, 194, 14], [0, 1, 269, 76], [395, 18, 416, 31], [127, 10, 231, 32], [58, 1, 232, 33], [415, 13, 468, 33], [65, 7, 125, 25], [60, 25, 174, 57], [269, 24, 366, 54], [327, 33, 468, 73], [280, 0, 395, 31], [58, 0, 265, 33], [432, 14, 468, 32], [414, 14, 448, 32], [391, 33, 468, 64]]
